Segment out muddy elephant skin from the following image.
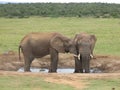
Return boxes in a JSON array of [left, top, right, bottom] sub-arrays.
[[19, 32, 76, 72]]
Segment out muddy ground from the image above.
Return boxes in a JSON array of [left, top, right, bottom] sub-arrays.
[[0, 51, 120, 89], [0, 51, 120, 73]]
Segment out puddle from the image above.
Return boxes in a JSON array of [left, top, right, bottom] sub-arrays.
[[18, 67, 102, 73]]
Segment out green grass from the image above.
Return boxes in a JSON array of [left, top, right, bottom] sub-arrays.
[[0, 76, 75, 90], [84, 78, 120, 90], [0, 17, 120, 55], [0, 75, 120, 90]]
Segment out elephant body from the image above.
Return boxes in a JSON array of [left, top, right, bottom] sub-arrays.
[[19, 32, 76, 72], [73, 32, 97, 73]]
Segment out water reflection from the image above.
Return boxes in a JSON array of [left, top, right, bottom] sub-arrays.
[[18, 67, 102, 73]]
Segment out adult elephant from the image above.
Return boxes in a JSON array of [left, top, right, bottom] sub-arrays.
[[73, 32, 97, 73], [19, 32, 77, 72]]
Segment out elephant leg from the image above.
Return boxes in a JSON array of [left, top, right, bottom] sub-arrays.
[[85, 59, 90, 73], [74, 58, 81, 73], [49, 48, 58, 73], [80, 59, 83, 73], [85, 67, 90, 73], [24, 56, 34, 72]]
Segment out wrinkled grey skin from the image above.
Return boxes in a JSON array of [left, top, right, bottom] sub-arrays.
[[73, 33, 97, 73], [19, 32, 76, 73]]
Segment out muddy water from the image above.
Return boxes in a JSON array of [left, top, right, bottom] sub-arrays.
[[18, 67, 102, 73]]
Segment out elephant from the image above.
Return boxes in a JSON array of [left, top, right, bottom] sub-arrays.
[[19, 32, 77, 72], [73, 32, 97, 73]]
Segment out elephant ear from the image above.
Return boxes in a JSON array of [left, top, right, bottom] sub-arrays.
[[50, 35, 65, 53], [90, 35, 97, 42], [90, 34, 97, 55], [74, 34, 83, 45], [74, 34, 79, 44]]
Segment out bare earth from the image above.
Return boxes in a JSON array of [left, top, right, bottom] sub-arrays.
[[0, 51, 120, 89]]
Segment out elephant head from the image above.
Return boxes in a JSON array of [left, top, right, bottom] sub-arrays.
[[50, 34, 77, 55], [74, 33, 97, 73], [48, 34, 77, 72]]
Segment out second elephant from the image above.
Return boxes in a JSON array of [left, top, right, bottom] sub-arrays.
[[73, 32, 97, 73]]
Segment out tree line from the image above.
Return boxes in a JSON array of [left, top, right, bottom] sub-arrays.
[[0, 3, 120, 18]]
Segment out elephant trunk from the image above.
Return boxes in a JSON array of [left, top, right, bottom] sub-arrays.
[[81, 53, 91, 73]]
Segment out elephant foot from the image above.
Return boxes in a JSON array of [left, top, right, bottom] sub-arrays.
[[24, 70, 31, 72], [85, 71, 90, 73], [74, 69, 84, 73], [48, 71, 57, 73], [48, 69, 57, 73], [24, 68, 31, 72], [80, 69, 83, 73], [74, 70, 80, 73], [49, 71, 57, 73]]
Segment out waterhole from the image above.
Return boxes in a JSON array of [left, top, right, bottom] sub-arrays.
[[18, 67, 102, 73]]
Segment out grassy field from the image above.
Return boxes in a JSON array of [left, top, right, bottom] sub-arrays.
[[0, 75, 120, 90], [0, 17, 120, 55], [84, 78, 120, 90], [0, 17, 120, 90], [0, 76, 75, 90]]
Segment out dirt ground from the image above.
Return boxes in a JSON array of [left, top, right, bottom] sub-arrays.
[[0, 51, 120, 73], [0, 51, 120, 89]]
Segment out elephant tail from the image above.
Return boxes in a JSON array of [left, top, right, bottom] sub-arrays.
[[18, 45, 21, 61]]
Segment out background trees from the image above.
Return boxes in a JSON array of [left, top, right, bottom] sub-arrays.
[[0, 3, 120, 18]]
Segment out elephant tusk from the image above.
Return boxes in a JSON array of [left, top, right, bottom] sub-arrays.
[[90, 54, 93, 58], [74, 54, 80, 60], [74, 54, 78, 57], [78, 54, 80, 60]]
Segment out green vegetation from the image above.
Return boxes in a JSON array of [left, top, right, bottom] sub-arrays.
[[0, 75, 120, 90], [0, 76, 75, 90], [84, 78, 120, 90], [0, 17, 120, 55], [0, 3, 120, 18]]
